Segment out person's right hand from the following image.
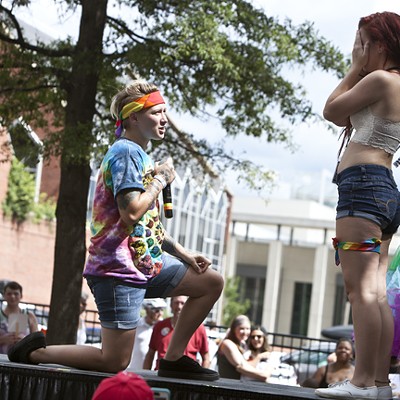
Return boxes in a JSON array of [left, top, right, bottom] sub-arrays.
[[352, 30, 369, 74], [154, 157, 176, 185]]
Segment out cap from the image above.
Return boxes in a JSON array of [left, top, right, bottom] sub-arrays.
[[142, 298, 167, 309], [92, 371, 154, 400]]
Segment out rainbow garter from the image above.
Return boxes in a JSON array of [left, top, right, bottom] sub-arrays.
[[332, 237, 382, 266]]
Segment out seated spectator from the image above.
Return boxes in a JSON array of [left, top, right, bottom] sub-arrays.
[[0, 281, 38, 354], [302, 338, 355, 388], [143, 296, 209, 370], [242, 326, 298, 385], [243, 326, 270, 367], [128, 298, 167, 370], [92, 371, 154, 400], [217, 315, 273, 381]]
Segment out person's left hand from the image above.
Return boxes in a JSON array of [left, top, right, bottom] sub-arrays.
[[186, 254, 212, 274]]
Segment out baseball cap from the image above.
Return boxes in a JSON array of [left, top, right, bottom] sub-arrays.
[[92, 371, 154, 400], [142, 298, 167, 309]]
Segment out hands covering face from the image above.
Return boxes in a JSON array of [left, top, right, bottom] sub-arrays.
[[352, 29, 370, 74]]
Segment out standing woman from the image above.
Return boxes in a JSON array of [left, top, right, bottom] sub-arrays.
[[315, 12, 400, 400]]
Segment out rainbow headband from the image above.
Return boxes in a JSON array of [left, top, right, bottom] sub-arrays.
[[115, 91, 165, 137]]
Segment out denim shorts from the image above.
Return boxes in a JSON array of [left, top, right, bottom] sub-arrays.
[[86, 253, 188, 329], [336, 164, 400, 234]]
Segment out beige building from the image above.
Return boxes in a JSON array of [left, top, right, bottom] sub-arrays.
[[225, 196, 400, 338]]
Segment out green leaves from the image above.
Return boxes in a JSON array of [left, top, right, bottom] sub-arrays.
[[2, 157, 35, 223], [0, 0, 347, 192], [222, 277, 251, 326]]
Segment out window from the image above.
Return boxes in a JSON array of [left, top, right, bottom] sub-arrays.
[[291, 282, 312, 335], [237, 264, 266, 324]]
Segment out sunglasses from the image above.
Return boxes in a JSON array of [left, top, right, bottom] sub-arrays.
[[151, 308, 163, 312], [251, 335, 263, 339]]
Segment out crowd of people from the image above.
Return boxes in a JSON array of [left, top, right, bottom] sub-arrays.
[[2, 278, 400, 399], [0, 282, 352, 387]]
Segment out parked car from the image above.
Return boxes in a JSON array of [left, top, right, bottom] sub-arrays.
[[280, 341, 337, 384], [321, 325, 353, 340]]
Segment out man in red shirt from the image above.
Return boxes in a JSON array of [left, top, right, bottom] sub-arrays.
[[143, 296, 210, 370]]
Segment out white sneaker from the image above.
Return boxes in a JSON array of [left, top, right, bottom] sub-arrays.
[[315, 379, 378, 399], [377, 385, 393, 400]]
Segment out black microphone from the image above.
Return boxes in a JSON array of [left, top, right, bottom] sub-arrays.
[[162, 184, 173, 218]]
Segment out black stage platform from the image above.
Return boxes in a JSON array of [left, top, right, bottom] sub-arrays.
[[0, 355, 320, 400]]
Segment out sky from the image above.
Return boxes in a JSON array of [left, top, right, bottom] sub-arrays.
[[12, 0, 400, 201]]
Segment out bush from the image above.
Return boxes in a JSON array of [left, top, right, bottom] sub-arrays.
[[32, 193, 56, 223], [2, 157, 35, 223], [2, 157, 56, 224]]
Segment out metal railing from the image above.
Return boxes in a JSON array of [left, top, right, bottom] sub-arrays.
[[3, 302, 337, 383]]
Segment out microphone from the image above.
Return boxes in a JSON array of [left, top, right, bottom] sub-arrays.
[[162, 184, 173, 218]]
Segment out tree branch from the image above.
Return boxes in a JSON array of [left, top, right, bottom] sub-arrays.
[[166, 112, 219, 179], [106, 15, 148, 43], [0, 4, 74, 57], [0, 83, 59, 93]]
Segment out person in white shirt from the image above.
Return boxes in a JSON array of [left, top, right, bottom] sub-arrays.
[[127, 298, 167, 371]]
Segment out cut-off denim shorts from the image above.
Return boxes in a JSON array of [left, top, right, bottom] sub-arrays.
[[336, 164, 400, 235], [86, 253, 188, 330]]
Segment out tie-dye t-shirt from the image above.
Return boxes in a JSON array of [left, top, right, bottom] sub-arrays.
[[83, 138, 165, 284]]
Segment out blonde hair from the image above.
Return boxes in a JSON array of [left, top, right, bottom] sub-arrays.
[[110, 79, 159, 122]]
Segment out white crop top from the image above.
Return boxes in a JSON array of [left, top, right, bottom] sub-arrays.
[[350, 107, 400, 154]]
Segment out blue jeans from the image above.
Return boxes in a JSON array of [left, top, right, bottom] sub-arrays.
[[336, 164, 400, 234], [86, 253, 188, 329]]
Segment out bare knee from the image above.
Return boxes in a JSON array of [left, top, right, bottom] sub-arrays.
[[208, 271, 224, 297], [347, 288, 378, 306]]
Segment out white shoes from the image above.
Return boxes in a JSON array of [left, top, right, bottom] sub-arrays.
[[315, 379, 378, 399], [377, 385, 393, 400]]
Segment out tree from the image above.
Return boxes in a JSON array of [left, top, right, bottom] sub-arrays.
[[222, 277, 251, 327], [0, 0, 346, 344]]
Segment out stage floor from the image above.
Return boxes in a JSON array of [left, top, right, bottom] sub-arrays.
[[0, 354, 322, 400]]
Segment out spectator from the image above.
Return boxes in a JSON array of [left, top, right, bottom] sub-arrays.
[[128, 298, 167, 370], [143, 296, 210, 370], [217, 315, 273, 382], [76, 292, 89, 345], [302, 338, 355, 388], [242, 326, 297, 385], [92, 371, 154, 400], [0, 281, 38, 354]]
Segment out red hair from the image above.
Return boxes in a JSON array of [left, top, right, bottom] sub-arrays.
[[359, 12, 400, 65]]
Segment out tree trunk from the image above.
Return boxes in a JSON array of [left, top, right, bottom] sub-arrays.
[[46, 0, 108, 345]]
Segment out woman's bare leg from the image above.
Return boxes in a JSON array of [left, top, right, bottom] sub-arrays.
[[375, 235, 394, 386], [337, 217, 382, 388], [163, 268, 224, 361], [29, 327, 136, 373]]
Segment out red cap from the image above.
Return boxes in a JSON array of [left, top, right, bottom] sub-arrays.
[[92, 371, 154, 400]]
